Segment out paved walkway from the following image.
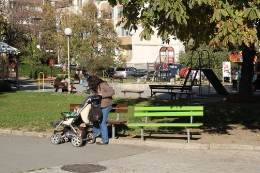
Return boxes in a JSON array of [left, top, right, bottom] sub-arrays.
[[0, 134, 260, 173], [5, 80, 260, 173]]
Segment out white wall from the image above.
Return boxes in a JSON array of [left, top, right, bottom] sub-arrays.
[[130, 27, 185, 64]]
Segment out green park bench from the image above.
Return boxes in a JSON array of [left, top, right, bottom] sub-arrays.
[[127, 106, 204, 143]]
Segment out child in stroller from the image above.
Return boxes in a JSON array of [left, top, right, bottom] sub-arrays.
[[50, 96, 99, 147], [50, 105, 80, 128]]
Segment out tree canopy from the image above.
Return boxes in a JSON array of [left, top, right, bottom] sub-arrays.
[[59, 1, 120, 73], [109, 0, 260, 94]]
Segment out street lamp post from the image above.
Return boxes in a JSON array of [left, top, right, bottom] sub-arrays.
[[36, 45, 40, 63], [1, 45, 10, 81], [0, 45, 6, 81], [64, 28, 72, 93]]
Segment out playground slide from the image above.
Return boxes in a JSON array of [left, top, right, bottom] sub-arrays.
[[201, 69, 229, 95]]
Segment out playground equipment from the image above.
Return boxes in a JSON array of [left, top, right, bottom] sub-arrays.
[[153, 46, 175, 82], [38, 72, 44, 91], [183, 50, 229, 98]]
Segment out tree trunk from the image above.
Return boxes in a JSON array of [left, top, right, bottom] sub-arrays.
[[239, 46, 255, 95]]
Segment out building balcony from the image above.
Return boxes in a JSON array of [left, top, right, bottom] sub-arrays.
[[121, 54, 132, 62], [119, 36, 132, 46]]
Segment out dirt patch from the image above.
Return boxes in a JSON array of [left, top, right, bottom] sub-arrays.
[[195, 125, 260, 146], [118, 125, 260, 146]]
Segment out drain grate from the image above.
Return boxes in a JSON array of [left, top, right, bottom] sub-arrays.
[[61, 164, 106, 173]]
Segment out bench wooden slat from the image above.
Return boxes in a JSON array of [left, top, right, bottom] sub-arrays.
[[149, 85, 192, 90], [53, 82, 75, 92], [110, 109, 128, 113], [127, 123, 203, 127], [149, 85, 194, 99], [134, 112, 203, 116], [134, 106, 203, 111], [121, 90, 144, 93], [107, 120, 127, 125], [53, 82, 66, 86], [70, 104, 82, 112], [110, 103, 128, 113], [121, 90, 144, 97], [70, 103, 129, 113]]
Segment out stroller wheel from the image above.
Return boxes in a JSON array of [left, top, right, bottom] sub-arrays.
[[86, 132, 96, 144], [50, 134, 62, 145], [71, 136, 83, 147]]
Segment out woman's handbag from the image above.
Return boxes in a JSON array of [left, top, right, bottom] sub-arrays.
[[88, 104, 103, 122]]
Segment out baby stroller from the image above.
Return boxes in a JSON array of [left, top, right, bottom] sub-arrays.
[[50, 97, 98, 147]]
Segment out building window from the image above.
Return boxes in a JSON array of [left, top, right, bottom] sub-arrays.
[[118, 7, 123, 18], [117, 27, 130, 36], [77, 0, 82, 6], [9, 1, 15, 8], [29, 6, 36, 11]]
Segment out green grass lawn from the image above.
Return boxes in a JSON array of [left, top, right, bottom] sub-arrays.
[[0, 91, 259, 136]]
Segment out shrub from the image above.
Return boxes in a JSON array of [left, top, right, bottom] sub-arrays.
[[18, 65, 76, 78]]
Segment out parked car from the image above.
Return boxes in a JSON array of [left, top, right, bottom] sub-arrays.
[[114, 67, 137, 78], [136, 69, 148, 74], [106, 68, 115, 78]]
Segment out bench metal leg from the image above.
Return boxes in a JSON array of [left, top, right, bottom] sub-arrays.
[[112, 124, 115, 139], [172, 93, 177, 100], [141, 127, 144, 140], [187, 128, 190, 143]]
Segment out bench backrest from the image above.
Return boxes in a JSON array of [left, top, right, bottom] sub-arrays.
[[149, 85, 192, 91], [181, 86, 192, 90], [70, 104, 82, 112], [54, 82, 73, 88], [112, 75, 124, 79], [54, 82, 66, 86], [110, 103, 128, 120], [149, 85, 170, 89], [70, 103, 128, 120], [134, 106, 203, 123]]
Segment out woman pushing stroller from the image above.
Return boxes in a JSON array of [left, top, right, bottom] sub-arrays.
[[50, 75, 115, 146], [86, 75, 115, 145]]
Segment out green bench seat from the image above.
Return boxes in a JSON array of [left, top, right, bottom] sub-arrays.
[[127, 106, 204, 143], [128, 123, 202, 127]]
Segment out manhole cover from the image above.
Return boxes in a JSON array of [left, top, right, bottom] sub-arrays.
[[61, 164, 106, 173]]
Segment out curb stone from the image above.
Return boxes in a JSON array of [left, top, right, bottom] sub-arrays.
[[1, 128, 259, 151]]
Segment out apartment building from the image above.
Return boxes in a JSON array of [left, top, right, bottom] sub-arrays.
[[6, 0, 184, 67], [95, 0, 185, 66]]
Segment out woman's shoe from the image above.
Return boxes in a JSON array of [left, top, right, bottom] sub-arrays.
[[96, 141, 108, 145]]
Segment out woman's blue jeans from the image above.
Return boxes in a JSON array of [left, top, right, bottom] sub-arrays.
[[92, 105, 112, 143]]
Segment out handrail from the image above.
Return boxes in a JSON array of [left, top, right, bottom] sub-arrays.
[[38, 72, 44, 91]]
